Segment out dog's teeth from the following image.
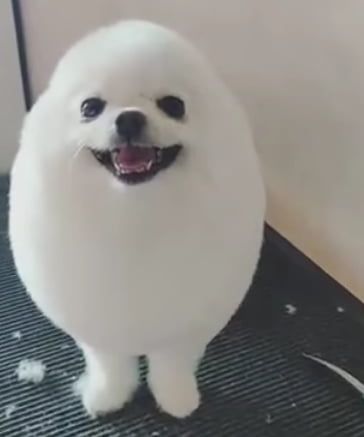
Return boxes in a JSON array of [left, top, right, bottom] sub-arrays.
[[115, 164, 151, 175]]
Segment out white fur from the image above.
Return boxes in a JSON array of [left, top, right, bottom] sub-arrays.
[[9, 21, 265, 417], [16, 359, 46, 384]]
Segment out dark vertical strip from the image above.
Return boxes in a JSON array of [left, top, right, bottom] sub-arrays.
[[11, 0, 32, 110]]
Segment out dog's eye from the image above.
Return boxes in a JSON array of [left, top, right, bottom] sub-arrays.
[[156, 96, 185, 120], [81, 98, 106, 119]]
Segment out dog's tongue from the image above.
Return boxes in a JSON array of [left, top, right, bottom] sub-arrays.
[[113, 146, 156, 172]]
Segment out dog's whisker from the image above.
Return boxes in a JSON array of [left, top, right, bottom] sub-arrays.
[[68, 144, 86, 175], [67, 144, 87, 193]]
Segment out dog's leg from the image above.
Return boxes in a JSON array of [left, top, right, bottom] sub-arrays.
[[75, 344, 139, 417], [148, 341, 205, 418]]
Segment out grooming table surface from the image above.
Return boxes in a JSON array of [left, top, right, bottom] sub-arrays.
[[1, 177, 364, 437]]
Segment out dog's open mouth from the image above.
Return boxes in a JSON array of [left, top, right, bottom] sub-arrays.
[[91, 144, 182, 184]]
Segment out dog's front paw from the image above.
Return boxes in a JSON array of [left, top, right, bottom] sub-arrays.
[[74, 373, 134, 417], [150, 372, 200, 418]]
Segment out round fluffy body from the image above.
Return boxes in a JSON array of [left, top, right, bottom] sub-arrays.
[[9, 21, 265, 357]]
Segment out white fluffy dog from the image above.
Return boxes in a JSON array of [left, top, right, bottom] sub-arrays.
[[9, 21, 265, 418]]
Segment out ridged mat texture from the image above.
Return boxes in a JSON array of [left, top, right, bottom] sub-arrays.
[[1, 176, 364, 437]]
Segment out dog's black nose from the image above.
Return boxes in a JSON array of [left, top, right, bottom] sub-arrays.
[[115, 110, 147, 141]]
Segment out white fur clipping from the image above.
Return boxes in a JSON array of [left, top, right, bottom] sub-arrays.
[[285, 304, 297, 315], [12, 331, 22, 341], [4, 404, 17, 419], [304, 354, 364, 395], [16, 359, 46, 384]]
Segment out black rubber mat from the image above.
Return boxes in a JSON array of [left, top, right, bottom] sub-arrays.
[[1, 175, 364, 437]]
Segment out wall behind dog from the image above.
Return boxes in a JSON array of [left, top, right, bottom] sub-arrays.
[[0, 1, 25, 172], [20, 0, 364, 300]]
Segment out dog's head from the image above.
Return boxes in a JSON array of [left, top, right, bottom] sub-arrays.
[[24, 21, 242, 189]]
